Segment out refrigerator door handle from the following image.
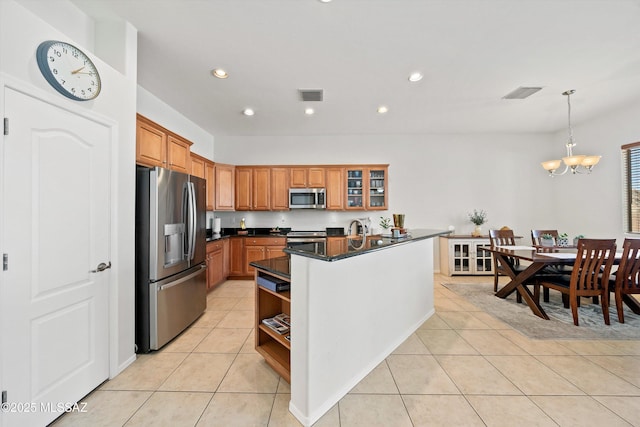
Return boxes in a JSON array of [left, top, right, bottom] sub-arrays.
[[187, 182, 197, 260]]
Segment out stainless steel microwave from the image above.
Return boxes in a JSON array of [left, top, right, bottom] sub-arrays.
[[289, 188, 326, 209]]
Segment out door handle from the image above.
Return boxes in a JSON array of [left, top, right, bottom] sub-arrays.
[[91, 262, 112, 273]]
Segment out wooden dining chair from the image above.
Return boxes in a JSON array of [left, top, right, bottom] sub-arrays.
[[531, 229, 559, 252], [611, 238, 640, 323], [489, 229, 527, 292], [535, 238, 616, 326]]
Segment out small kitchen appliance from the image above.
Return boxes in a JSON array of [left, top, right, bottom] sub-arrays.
[[289, 188, 326, 209]]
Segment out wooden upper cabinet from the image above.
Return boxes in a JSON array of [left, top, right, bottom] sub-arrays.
[[325, 167, 345, 210], [136, 116, 167, 168], [253, 167, 271, 211], [215, 163, 235, 211], [345, 165, 388, 210], [204, 161, 215, 211], [290, 167, 325, 188], [235, 167, 252, 211], [235, 167, 270, 211], [190, 153, 206, 179], [136, 114, 192, 173], [271, 167, 290, 211], [167, 135, 191, 173], [308, 167, 326, 187], [191, 153, 215, 211]]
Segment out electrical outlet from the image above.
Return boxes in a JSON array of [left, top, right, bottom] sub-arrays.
[[281, 216, 286, 223]]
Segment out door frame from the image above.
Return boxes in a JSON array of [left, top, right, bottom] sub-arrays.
[[0, 74, 127, 397]]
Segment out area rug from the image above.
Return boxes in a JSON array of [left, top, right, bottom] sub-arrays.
[[442, 282, 640, 340]]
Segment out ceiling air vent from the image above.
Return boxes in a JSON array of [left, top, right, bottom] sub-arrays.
[[502, 86, 543, 99], [299, 89, 324, 102]]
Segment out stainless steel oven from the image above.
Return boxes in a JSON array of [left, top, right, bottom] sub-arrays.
[[286, 231, 327, 254]]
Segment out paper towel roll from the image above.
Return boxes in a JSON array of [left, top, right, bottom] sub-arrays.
[[213, 217, 221, 233]]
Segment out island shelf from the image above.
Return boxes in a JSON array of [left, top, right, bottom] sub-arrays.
[[252, 258, 291, 383]]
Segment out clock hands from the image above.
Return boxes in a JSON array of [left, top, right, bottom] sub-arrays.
[[71, 65, 85, 74]]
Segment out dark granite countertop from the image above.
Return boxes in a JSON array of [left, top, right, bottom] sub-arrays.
[[206, 233, 229, 242], [206, 227, 291, 242], [284, 229, 451, 262], [249, 256, 291, 279]]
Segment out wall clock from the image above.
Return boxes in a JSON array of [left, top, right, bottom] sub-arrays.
[[36, 40, 101, 101]]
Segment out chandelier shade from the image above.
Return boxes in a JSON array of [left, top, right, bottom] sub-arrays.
[[541, 90, 601, 176]]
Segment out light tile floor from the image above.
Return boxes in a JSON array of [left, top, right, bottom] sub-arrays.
[[51, 274, 640, 426]]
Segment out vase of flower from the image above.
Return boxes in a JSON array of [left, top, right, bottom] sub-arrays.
[[540, 234, 555, 247], [468, 209, 487, 237]]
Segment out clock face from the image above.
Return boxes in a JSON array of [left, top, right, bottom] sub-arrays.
[[36, 40, 101, 101]]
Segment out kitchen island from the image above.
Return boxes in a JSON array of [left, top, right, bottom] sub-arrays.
[[252, 229, 449, 426]]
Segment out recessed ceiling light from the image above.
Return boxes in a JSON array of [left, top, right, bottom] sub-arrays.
[[377, 105, 389, 114], [242, 108, 255, 116], [305, 108, 315, 115], [408, 72, 423, 82], [211, 68, 228, 79], [318, 0, 332, 3]]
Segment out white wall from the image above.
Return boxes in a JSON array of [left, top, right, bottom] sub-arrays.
[[0, 0, 137, 377]]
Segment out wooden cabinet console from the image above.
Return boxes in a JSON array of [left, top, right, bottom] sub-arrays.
[[439, 235, 495, 276]]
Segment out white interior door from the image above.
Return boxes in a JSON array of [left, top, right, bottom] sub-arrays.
[[1, 88, 110, 426]]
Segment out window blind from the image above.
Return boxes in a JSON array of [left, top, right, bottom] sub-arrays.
[[622, 142, 640, 233]]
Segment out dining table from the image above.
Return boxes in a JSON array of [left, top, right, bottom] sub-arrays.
[[481, 245, 640, 320]]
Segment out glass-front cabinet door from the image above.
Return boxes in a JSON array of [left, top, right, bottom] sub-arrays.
[[474, 243, 493, 274], [346, 168, 364, 209], [345, 166, 388, 210], [452, 243, 471, 274], [366, 168, 386, 210]]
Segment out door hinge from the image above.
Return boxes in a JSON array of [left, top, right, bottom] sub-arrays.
[[3, 118, 8, 135], [1, 390, 6, 404], [3, 254, 8, 271]]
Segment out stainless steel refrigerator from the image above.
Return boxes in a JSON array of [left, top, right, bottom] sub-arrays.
[[135, 166, 207, 352]]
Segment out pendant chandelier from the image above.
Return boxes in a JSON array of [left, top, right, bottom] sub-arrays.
[[541, 90, 601, 176]]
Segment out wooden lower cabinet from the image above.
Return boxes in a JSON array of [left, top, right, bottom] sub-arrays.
[[245, 237, 286, 275], [255, 268, 291, 383], [229, 236, 286, 278], [327, 236, 347, 254], [229, 237, 245, 277], [206, 240, 226, 290], [222, 238, 230, 278]]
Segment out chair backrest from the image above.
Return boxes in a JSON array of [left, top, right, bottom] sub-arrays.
[[614, 238, 640, 292], [531, 229, 559, 246], [489, 229, 516, 246], [570, 239, 616, 292]]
